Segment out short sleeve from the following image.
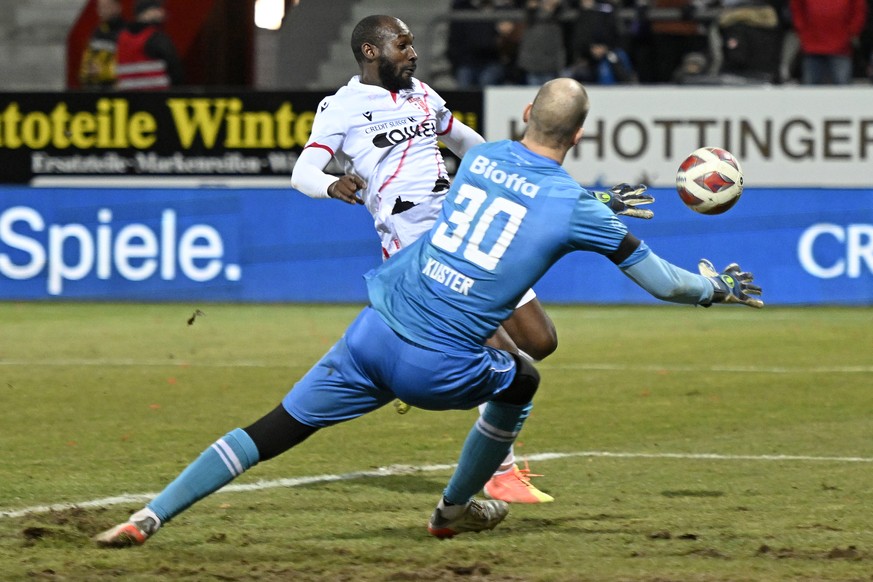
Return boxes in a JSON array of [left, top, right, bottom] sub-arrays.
[[567, 192, 632, 256]]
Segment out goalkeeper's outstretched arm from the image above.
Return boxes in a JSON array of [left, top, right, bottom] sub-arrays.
[[620, 251, 764, 308]]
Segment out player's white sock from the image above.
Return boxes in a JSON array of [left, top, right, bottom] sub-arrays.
[[437, 496, 467, 519], [131, 507, 160, 525]]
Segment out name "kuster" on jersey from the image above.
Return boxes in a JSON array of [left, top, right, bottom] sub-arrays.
[[469, 155, 540, 198], [372, 119, 438, 148], [422, 257, 474, 295]]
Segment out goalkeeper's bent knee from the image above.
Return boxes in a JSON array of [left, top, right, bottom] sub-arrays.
[[493, 354, 540, 406]]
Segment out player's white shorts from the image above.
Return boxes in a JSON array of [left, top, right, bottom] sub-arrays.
[[516, 288, 536, 308], [377, 196, 443, 259]]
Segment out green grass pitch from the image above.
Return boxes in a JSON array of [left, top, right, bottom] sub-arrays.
[[1, 302, 872, 581]]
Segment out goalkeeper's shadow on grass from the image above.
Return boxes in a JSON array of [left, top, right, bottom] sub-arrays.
[[291, 473, 451, 497], [508, 515, 643, 537], [312, 512, 634, 543]]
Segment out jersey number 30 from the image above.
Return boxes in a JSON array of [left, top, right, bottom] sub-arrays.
[[431, 183, 527, 271]]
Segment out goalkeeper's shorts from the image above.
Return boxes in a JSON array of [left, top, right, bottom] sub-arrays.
[[283, 307, 516, 427]]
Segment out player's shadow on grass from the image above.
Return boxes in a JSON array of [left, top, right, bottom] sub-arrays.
[[358, 473, 452, 495], [507, 515, 643, 537], [286, 476, 649, 540], [316, 512, 641, 542], [291, 473, 451, 496]]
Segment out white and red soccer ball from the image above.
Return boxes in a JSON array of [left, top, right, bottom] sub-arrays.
[[676, 147, 744, 215]]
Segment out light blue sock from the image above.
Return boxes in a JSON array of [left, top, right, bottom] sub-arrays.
[[147, 428, 260, 523], [443, 401, 532, 505]]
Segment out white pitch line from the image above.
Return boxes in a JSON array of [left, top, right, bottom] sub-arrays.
[[543, 363, 873, 374], [4, 450, 873, 520], [0, 358, 871, 374], [0, 359, 285, 368]]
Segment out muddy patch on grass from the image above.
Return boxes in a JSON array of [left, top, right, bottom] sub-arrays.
[[757, 544, 866, 561]]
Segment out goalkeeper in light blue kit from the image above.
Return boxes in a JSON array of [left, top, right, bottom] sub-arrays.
[[95, 78, 763, 546]]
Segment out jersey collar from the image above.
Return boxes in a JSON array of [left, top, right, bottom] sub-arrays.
[[349, 75, 419, 99], [509, 140, 562, 168]]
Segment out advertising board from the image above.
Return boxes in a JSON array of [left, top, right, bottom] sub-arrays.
[[0, 187, 380, 301], [0, 91, 483, 185], [1, 187, 870, 304], [484, 86, 873, 188]]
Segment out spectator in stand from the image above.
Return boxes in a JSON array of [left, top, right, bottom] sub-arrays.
[[707, 0, 782, 84], [446, 0, 521, 88], [495, 6, 528, 85], [517, 0, 567, 85], [79, 0, 126, 90], [115, 0, 185, 90], [670, 51, 720, 84], [864, 0, 873, 81], [789, 0, 867, 85], [564, 0, 637, 84], [646, 0, 710, 83]]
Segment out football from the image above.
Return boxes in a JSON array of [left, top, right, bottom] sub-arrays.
[[676, 147, 744, 215]]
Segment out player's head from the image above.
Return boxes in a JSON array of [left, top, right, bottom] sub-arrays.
[[135, 0, 165, 23], [523, 78, 590, 150], [351, 15, 417, 92], [96, 0, 122, 22]]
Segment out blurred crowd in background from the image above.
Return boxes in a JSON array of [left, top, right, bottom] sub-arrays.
[[445, 0, 871, 88], [79, 0, 184, 91]]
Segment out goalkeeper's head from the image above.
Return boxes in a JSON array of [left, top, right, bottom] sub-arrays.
[[522, 78, 590, 154]]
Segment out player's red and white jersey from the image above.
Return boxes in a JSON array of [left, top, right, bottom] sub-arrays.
[[304, 76, 455, 258]]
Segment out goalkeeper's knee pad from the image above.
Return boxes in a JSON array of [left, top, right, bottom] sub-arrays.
[[493, 354, 540, 406]]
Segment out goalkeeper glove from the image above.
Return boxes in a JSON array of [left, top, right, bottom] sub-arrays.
[[595, 183, 654, 219], [699, 259, 764, 308]]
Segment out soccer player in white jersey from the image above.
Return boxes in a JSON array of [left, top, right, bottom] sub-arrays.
[[94, 77, 762, 547], [291, 14, 556, 503]]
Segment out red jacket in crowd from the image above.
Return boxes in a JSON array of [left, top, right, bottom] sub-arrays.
[[790, 0, 868, 57]]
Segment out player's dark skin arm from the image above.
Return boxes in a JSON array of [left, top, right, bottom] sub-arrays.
[[487, 299, 558, 361]]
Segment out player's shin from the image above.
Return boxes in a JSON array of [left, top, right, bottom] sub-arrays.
[[479, 401, 515, 471], [443, 400, 533, 505], [147, 428, 260, 523]]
